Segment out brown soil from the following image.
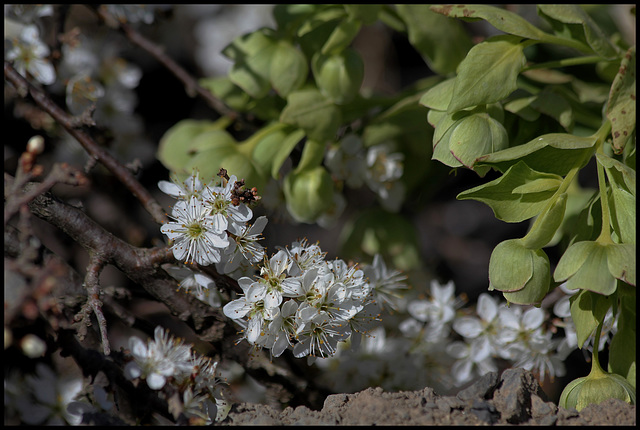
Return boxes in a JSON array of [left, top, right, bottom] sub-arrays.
[[220, 368, 636, 426]]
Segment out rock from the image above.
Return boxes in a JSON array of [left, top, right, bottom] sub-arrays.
[[457, 371, 500, 401], [492, 367, 548, 424]]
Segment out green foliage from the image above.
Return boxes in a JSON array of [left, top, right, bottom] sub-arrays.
[[155, 4, 636, 406]]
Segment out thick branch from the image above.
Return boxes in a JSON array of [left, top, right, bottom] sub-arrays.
[[3, 61, 168, 226]]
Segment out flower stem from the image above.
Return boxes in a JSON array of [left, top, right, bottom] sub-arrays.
[[588, 319, 606, 377]]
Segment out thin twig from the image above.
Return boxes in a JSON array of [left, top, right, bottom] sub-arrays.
[[3, 61, 168, 226], [4, 164, 87, 229]]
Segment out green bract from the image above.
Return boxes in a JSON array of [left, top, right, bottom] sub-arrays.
[[554, 240, 636, 295]]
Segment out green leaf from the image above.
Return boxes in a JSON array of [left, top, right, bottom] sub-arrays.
[[321, 17, 361, 55], [504, 96, 541, 122], [269, 41, 308, 97], [430, 4, 548, 41], [343, 4, 382, 25], [419, 77, 456, 111], [250, 124, 298, 179], [272, 4, 317, 38], [522, 193, 567, 249], [448, 112, 509, 170], [530, 89, 574, 131], [596, 153, 636, 196], [223, 29, 278, 98], [431, 111, 466, 168], [608, 284, 636, 387], [476, 133, 597, 176], [198, 76, 251, 112], [280, 89, 341, 142], [606, 244, 636, 287], [537, 5, 618, 59], [283, 166, 334, 223], [606, 47, 636, 154], [296, 6, 346, 37], [272, 129, 305, 179], [569, 289, 613, 348], [512, 178, 563, 194], [457, 161, 563, 223], [157, 119, 233, 173], [447, 35, 527, 113], [396, 5, 472, 75]]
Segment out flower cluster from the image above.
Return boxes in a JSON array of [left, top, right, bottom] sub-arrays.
[[314, 278, 601, 395], [159, 170, 266, 276], [223, 242, 407, 360], [124, 326, 229, 423], [326, 134, 406, 212]]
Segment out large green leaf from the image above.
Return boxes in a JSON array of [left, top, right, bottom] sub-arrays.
[[157, 119, 234, 173], [447, 35, 526, 113], [321, 16, 361, 55], [430, 4, 548, 41], [537, 5, 619, 59], [598, 153, 636, 245], [457, 161, 563, 222], [606, 47, 636, 154], [521, 193, 567, 249], [396, 5, 472, 75], [419, 77, 457, 111], [476, 133, 597, 176], [280, 89, 341, 142]]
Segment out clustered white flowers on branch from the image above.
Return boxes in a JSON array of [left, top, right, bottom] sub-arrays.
[[159, 169, 266, 278], [223, 240, 408, 361], [124, 326, 229, 424]]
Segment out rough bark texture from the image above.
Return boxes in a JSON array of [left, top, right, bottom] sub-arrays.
[[220, 369, 636, 426]]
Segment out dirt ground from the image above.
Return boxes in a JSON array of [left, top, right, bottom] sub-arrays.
[[220, 368, 636, 426]]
